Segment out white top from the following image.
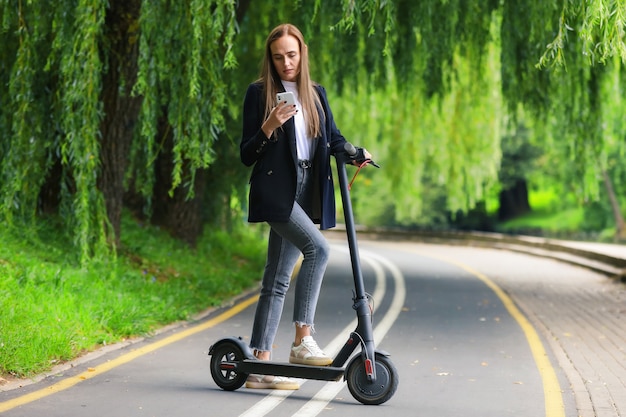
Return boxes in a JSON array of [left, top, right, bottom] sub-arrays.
[[282, 81, 312, 161]]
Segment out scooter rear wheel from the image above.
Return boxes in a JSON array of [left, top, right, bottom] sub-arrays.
[[345, 352, 398, 405], [210, 340, 248, 391]]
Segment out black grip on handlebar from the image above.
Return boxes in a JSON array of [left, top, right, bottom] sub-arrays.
[[344, 142, 380, 168], [344, 142, 357, 156]]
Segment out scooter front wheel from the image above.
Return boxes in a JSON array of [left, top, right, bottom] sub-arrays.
[[345, 352, 398, 405], [210, 340, 248, 391]]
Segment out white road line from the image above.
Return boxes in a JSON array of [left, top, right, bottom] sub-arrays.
[[291, 249, 406, 417], [365, 249, 406, 344], [239, 244, 405, 417]]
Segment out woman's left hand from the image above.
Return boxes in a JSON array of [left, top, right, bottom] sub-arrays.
[[352, 148, 373, 166]]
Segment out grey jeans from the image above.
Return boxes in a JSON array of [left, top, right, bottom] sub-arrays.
[[250, 163, 330, 353]]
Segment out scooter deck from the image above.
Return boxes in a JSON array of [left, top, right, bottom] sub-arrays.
[[226, 359, 345, 382]]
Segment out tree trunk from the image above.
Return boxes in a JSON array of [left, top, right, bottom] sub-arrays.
[[146, 0, 253, 246], [498, 179, 531, 221], [150, 114, 206, 247], [235, 0, 252, 22], [38, 156, 63, 215], [602, 169, 626, 241], [98, 0, 143, 246]]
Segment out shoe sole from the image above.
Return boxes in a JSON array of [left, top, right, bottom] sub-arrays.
[[289, 357, 333, 366]]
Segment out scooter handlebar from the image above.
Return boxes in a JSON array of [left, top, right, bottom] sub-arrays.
[[343, 142, 380, 168]]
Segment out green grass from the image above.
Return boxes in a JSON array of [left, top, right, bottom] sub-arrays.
[[496, 186, 582, 234], [0, 213, 267, 378], [494, 187, 621, 239], [499, 207, 584, 233], [484, 186, 589, 235]]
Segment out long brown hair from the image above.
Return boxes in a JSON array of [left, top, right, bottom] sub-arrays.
[[258, 23, 323, 139]]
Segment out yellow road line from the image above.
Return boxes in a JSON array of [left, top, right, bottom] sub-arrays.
[[416, 251, 565, 417], [0, 295, 259, 413]]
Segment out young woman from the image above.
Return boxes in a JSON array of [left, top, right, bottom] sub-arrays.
[[240, 23, 370, 390]]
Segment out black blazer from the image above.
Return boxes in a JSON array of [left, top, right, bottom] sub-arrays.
[[240, 82, 348, 230]]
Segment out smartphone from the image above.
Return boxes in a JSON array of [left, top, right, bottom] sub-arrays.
[[276, 91, 296, 107]]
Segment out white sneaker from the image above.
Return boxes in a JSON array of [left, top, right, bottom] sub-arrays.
[[289, 336, 332, 366], [245, 374, 300, 390]]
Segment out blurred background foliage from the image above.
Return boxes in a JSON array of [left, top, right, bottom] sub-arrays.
[[1, 0, 626, 267]]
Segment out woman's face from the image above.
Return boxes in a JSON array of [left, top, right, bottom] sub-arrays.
[[270, 34, 301, 82]]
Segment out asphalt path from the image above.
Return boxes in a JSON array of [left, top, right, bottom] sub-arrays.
[[0, 238, 588, 417]]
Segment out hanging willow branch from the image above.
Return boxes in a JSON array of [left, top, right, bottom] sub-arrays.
[[132, 0, 237, 199], [58, 0, 109, 262], [1, 0, 625, 260], [539, 0, 626, 67], [1, 0, 54, 228]]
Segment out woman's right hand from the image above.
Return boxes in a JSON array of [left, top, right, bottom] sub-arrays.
[[261, 101, 298, 138]]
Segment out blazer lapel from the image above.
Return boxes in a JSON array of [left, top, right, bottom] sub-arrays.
[[284, 117, 298, 164]]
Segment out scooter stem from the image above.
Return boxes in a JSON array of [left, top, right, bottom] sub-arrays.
[[335, 151, 377, 381], [335, 154, 367, 301]]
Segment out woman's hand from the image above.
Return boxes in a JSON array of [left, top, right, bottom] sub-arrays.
[[352, 147, 373, 166], [261, 101, 298, 138]]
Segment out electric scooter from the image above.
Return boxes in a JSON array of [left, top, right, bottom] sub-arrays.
[[208, 143, 398, 405]]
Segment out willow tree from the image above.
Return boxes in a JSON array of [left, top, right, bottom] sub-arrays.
[[2, 0, 626, 264], [0, 0, 237, 263], [235, 1, 626, 230], [536, 2, 626, 239], [337, 1, 626, 234]]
